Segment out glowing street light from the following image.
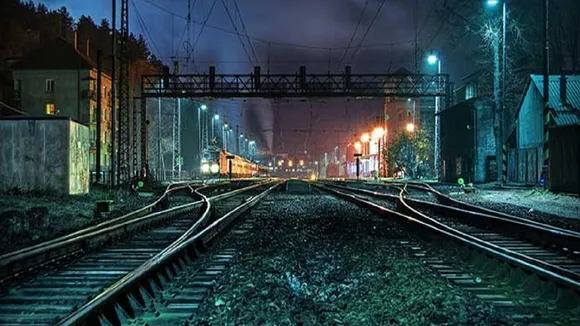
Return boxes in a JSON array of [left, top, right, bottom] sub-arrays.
[[406, 123, 415, 133], [371, 127, 385, 140], [360, 133, 370, 143], [354, 141, 362, 153], [427, 53, 438, 65], [214, 114, 220, 120], [200, 104, 207, 110], [288, 160, 293, 167], [486, 0, 499, 6]]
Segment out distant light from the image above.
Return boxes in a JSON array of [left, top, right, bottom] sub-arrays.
[[240, 135, 244, 138], [224, 124, 228, 128], [299, 160, 304, 166], [427, 54, 438, 65], [288, 160, 293, 167], [407, 98, 412, 102], [487, 0, 499, 6], [354, 141, 362, 153], [200, 104, 207, 110], [361, 133, 370, 143], [406, 123, 415, 133], [214, 114, 220, 120], [372, 127, 385, 140]]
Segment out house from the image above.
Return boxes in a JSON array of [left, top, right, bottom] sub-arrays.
[[11, 37, 113, 183], [440, 70, 495, 183], [510, 74, 580, 193]]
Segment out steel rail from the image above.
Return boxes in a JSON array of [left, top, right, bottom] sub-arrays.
[[315, 183, 580, 295], [406, 181, 580, 237], [0, 180, 270, 287], [56, 180, 281, 325], [0, 182, 187, 262]]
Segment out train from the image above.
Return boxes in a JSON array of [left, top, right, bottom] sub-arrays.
[[200, 149, 270, 178]]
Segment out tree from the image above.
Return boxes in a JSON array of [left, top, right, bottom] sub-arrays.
[[386, 128, 432, 180]]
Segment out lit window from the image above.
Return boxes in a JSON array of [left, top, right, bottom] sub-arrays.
[[46, 103, 55, 115], [465, 84, 476, 100], [45, 79, 55, 92]]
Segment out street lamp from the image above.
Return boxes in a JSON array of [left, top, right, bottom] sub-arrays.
[[360, 132, 370, 156], [198, 104, 208, 151], [211, 114, 220, 143], [486, 0, 508, 184], [427, 51, 441, 180], [354, 141, 362, 153]]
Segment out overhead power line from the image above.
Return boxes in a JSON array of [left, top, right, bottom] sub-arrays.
[[233, 0, 259, 66], [131, 0, 162, 58], [139, 0, 417, 52], [348, 0, 387, 65], [337, 0, 370, 69], [219, 0, 256, 66]]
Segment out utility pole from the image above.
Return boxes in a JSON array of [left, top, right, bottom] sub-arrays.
[[110, 0, 116, 188], [493, 26, 502, 184], [96, 50, 102, 183], [172, 61, 181, 180], [118, 0, 130, 183], [542, 0, 550, 186], [501, 0, 507, 184]]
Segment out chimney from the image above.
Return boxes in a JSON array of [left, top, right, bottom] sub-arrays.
[[86, 39, 90, 58], [560, 72, 567, 105], [73, 31, 78, 50]]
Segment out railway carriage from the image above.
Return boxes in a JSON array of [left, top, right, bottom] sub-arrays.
[[201, 150, 269, 178]]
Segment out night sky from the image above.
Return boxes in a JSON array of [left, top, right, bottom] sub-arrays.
[[35, 0, 468, 156]]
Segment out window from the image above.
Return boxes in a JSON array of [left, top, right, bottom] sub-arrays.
[[14, 80, 21, 99], [46, 103, 55, 115], [45, 79, 55, 92], [466, 84, 476, 100]]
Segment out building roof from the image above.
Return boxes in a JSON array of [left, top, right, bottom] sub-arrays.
[[12, 37, 95, 70], [517, 75, 580, 126]]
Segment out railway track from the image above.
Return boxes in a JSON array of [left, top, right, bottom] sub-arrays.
[[0, 179, 277, 325], [317, 181, 580, 324]]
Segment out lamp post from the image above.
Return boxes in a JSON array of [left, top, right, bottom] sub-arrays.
[[406, 123, 416, 178], [211, 114, 219, 144], [199, 104, 208, 151], [486, 0, 508, 184], [222, 124, 228, 151], [427, 51, 441, 181]]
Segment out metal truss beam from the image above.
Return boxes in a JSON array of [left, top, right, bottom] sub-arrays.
[[142, 66, 451, 99]]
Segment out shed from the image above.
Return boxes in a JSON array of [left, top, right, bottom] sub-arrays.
[[0, 117, 90, 194], [510, 75, 580, 187]]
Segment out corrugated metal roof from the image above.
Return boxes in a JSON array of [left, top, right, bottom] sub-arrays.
[[530, 75, 580, 126]]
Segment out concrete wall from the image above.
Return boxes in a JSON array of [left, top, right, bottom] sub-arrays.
[[0, 118, 89, 194], [69, 120, 90, 194], [474, 99, 495, 182]]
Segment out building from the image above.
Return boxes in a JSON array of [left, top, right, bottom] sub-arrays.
[[11, 37, 113, 183], [509, 74, 580, 192], [440, 70, 495, 183]]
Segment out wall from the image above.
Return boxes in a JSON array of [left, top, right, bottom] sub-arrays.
[[517, 85, 544, 149], [69, 120, 90, 194], [550, 125, 580, 194], [474, 99, 495, 182], [13, 69, 90, 121], [0, 118, 89, 194]]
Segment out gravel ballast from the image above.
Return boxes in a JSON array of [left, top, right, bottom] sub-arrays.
[[191, 190, 511, 325]]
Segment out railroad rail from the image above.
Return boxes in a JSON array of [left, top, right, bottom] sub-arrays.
[[315, 181, 580, 322], [0, 179, 277, 325]]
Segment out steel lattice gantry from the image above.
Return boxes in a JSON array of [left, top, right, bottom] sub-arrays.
[[137, 66, 451, 177]]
